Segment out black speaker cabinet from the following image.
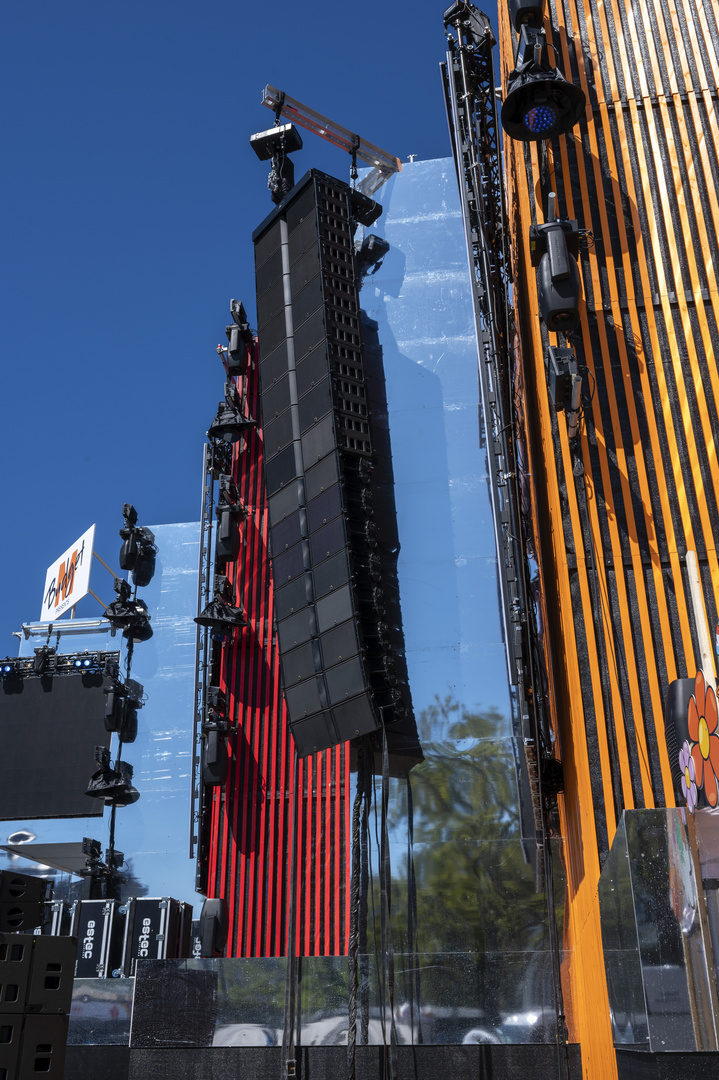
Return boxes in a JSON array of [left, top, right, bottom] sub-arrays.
[[254, 170, 421, 768], [253, 170, 421, 773]]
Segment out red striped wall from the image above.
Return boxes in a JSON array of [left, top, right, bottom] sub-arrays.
[[206, 341, 351, 957]]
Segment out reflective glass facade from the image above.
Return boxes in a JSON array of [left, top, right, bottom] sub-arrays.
[[347, 157, 558, 1040]]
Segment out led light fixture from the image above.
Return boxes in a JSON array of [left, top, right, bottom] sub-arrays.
[[501, 25, 585, 142], [73, 654, 97, 671]]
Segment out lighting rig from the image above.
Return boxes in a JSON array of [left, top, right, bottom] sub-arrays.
[[0, 650, 114, 680], [102, 657, 144, 745], [259, 84, 401, 198], [217, 300, 253, 378], [86, 503, 156, 895], [529, 192, 589, 441], [191, 301, 255, 837], [119, 502, 157, 588], [103, 504, 155, 644]]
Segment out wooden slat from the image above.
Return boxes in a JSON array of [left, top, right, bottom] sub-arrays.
[[502, 0, 719, 1070]]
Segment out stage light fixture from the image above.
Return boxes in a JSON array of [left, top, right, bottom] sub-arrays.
[[33, 645, 55, 675], [85, 747, 140, 806], [250, 122, 303, 205], [223, 301, 253, 376], [443, 1, 495, 47], [73, 654, 97, 671], [546, 346, 578, 409], [203, 685, 231, 735], [123, 601, 153, 643], [104, 580, 153, 641], [508, 0, 544, 32], [202, 730, 229, 787], [109, 849, 125, 870], [194, 595, 247, 635], [195, 576, 246, 636], [131, 528, 157, 588], [119, 504, 157, 587], [207, 379, 256, 444], [355, 234, 390, 283], [82, 837, 102, 860], [215, 475, 246, 564], [501, 26, 585, 142]]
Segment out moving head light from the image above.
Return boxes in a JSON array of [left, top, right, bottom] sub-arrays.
[[501, 25, 585, 141]]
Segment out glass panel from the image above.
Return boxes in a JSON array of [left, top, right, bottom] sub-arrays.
[[130, 955, 558, 1047], [68, 978, 134, 1045], [599, 808, 719, 1051]]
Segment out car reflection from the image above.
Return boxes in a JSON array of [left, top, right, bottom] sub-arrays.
[[213, 1024, 278, 1046]]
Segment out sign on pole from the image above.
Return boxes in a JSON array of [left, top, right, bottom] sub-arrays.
[[39, 525, 96, 622]]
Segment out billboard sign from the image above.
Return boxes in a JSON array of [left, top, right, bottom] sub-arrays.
[[40, 524, 96, 621]]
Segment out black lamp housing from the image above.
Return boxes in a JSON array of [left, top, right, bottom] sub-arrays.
[[546, 346, 578, 410], [207, 380, 256, 444], [501, 26, 585, 142], [508, 0, 544, 32], [250, 123, 303, 206], [530, 220, 582, 330]]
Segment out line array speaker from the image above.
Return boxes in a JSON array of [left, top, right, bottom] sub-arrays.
[[253, 170, 421, 772]]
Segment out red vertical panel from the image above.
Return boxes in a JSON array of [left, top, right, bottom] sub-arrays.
[[344, 743, 350, 954], [253, 425, 271, 956], [207, 339, 351, 957], [295, 756, 304, 956], [314, 753, 323, 955], [333, 744, 340, 956], [225, 429, 243, 953], [243, 445, 261, 954], [305, 756, 314, 956], [324, 749, 332, 955]]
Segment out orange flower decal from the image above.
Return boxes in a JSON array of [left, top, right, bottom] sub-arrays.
[[688, 670, 719, 806]]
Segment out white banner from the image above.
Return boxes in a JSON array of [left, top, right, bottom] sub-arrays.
[[39, 524, 96, 622]]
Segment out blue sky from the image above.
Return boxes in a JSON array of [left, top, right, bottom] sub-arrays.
[[1, 0, 474, 640]]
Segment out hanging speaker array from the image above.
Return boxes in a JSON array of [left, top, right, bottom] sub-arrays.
[[253, 169, 421, 772]]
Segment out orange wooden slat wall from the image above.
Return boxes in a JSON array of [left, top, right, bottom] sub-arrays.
[[498, 0, 719, 1073]]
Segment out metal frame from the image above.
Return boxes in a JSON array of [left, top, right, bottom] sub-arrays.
[[262, 85, 401, 197], [189, 442, 215, 861]]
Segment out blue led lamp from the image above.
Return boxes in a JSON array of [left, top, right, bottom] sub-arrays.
[[501, 26, 585, 142]]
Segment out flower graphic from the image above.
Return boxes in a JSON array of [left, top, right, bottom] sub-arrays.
[[688, 670, 719, 806], [679, 740, 697, 812]]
